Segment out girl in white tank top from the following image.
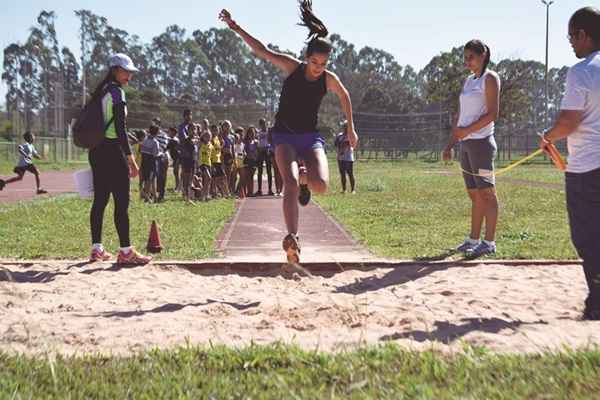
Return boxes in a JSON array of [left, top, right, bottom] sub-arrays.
[[458, 70, 501, 140], [443, 39, 501, 259]]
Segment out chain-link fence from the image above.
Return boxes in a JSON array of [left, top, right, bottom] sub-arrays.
[[354, 111, 563, 164]]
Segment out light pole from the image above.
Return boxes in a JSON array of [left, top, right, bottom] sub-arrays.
[[541, 0, 554, 129]]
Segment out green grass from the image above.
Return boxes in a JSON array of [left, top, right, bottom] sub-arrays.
[[317, 160, 576, 260], [0, 188, 236, 260], [1, 159, 575, 261], [1, 344, 600, 399]]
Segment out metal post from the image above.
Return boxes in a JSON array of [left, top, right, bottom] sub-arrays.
[[542, 0, 554, 130]]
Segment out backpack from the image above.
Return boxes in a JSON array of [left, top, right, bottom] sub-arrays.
[[72, 86, 114, 149]]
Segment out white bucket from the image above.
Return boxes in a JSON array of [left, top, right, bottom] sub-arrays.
[[73, 169, 94, 199]]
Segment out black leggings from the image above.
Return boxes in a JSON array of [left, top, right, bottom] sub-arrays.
[[256, 149, 273, 193], [89, 139, 131, 247], [338, 160, 355, 191]]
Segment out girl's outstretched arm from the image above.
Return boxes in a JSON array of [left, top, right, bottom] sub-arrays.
[[326, 71, 358, 148], [219, 9, 299, 76]]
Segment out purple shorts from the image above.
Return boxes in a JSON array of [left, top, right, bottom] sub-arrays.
[[271, 132, 325, 159]]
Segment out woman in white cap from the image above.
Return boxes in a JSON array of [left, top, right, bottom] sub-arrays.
[[88, 53, 152, 264]]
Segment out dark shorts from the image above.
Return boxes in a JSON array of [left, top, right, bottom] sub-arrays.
[[181, 157, 195, 173], [338, 160, 354, 174], [212, 163, 225, 178], [141, 153, 157, 181], [460, 136, 497, 189], [257, 148, 272, 165], [199, 164, 212, 177], [244, 158, 257, 169], [223, 153, 234, 166], [14, 164, 38, 175], [271, 132, 325, 159]]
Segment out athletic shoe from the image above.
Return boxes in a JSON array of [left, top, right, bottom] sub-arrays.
[[282, 233, 301, 264], [455, 239, 479, 253], [0, 179, 5, 191], [89, 248, 113, 262], [36, 188, 48, 195], [268, 191, 275, 196], [466, 242, 496, 259], [116, 247, 152, 265], [255, 190, 263, 196], [298, 184, 311, 206]]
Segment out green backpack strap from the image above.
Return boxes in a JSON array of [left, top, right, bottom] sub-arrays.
[[104, 116, 114, 132]]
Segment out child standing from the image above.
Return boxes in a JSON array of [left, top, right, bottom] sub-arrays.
[[198, 130, 213, 201], [233, 128, 246, 196], [0, 131, 47, 194], [140, 125, 162, 202], [334, 122, 356, 194], [133, 130, 146, 199], [180, 123, 199, 202], [210, 124, 229, 198], [167, 127, 180, 192], [244, 126, 259, 197]]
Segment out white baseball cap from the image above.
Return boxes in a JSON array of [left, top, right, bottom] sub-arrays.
[[109, 53, 139, 72]]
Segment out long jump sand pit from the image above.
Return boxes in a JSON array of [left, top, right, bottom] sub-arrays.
[[1, 260, 598, 356]]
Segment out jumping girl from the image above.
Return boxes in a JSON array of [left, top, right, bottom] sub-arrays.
[[443, 40, 501, 259], [220, 1, 358, 263]]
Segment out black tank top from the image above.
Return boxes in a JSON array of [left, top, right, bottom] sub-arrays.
[[273, 63, 327, 134]]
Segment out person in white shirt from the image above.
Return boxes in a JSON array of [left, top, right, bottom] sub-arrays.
[[539, 7, 600, 320], [443, 39, 501, 259], [0, 131, 47, 194], [334, 121, 356, 194]]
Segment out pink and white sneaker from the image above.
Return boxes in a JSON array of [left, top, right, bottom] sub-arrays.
[[116, 247, 152, 265], [89, 248, 113, 262]]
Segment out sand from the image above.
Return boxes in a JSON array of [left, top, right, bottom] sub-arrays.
[[1, 261, 598, 356]]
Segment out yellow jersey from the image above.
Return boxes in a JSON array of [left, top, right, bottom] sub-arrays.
[[200, 142, 213, 166], [211, 136, 222, 164]]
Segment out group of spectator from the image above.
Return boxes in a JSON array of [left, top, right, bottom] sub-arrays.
[[130, 110, 284, 203]]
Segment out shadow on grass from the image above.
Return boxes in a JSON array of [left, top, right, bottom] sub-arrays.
[[414, 250, 461, 262], [380, 317, 548, 344], [81, 299, 261, 318]]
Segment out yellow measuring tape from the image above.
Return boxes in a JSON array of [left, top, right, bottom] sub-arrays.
[[449, 149, 544, 177]]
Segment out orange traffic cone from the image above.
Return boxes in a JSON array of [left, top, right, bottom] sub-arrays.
[[146, 220, 163, 253]]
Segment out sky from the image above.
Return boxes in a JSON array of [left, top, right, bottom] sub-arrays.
[[0, 0, 592, 107]]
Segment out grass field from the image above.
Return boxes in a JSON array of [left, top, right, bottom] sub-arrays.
[[1, 344, 600, 399], [0, 190, 236, 260], [0, 159, 575, 260], [316, 159, 576, 260], [1, 159, 594, 399]]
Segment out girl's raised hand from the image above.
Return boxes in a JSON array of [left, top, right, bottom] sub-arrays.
[[219, 9, 237, 30]]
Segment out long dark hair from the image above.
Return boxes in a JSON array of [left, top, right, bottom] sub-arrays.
[[464, 39, 490, 78], [298, 0, 332, 56], [90, 67, 118, 100]]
